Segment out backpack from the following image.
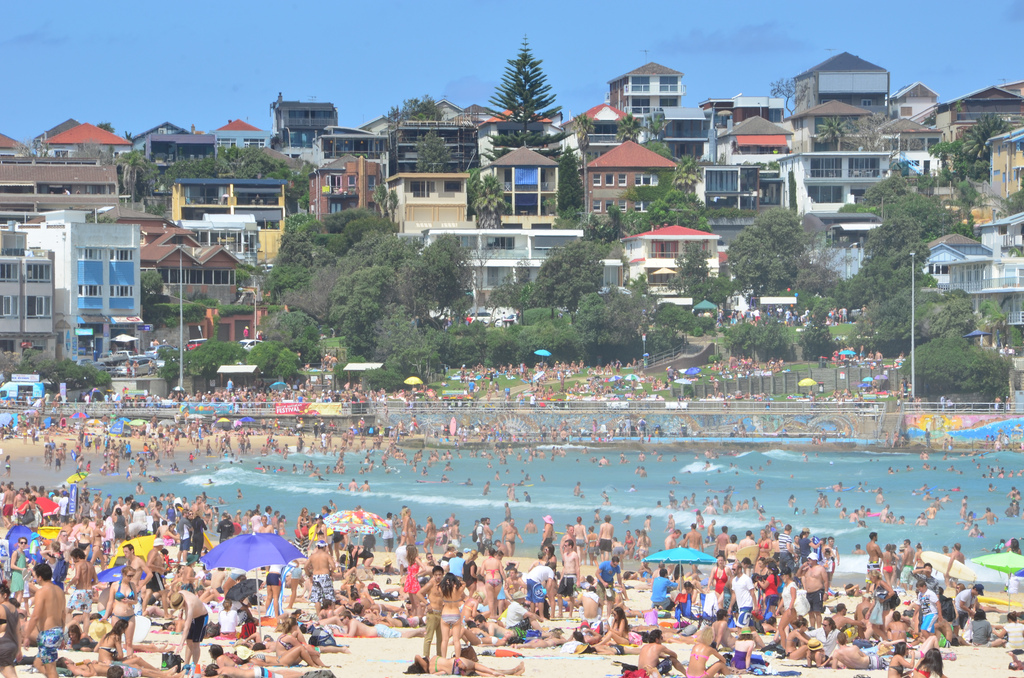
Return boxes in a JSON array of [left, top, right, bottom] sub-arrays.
[[939, 595, 956, 623]]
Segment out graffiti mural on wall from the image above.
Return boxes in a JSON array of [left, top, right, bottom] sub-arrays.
[[380, 409, 865, 440], [904, 413, 1024, 446]]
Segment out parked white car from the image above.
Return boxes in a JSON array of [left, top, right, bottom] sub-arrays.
[[239, 339, 263, 351]]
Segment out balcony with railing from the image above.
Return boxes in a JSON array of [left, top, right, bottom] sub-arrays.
[[1009, 311, 1024, 325], [659, 84, 679, 93], [809, 168, 842, 178], [1004, 234, 1024, 248], [588, 134, 618, 144], [235, 194, 282, 206], [848, 168, 880, 178], [630, 107, 664, 115]]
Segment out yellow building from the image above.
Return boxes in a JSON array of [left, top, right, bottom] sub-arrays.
[[386, 172, 472, 234], [990, 126, 1024, 199], [171, 178, 287, 260]]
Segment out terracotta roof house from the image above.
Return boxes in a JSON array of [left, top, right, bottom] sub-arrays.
[[0, 133, 18, 157], [717, 116, 792, 162], [34, 119, 80, 143], [586, 141, 675, 215], [214, 119, 272, 149], [608, 62, 685, 116], [44, 123, 131, 158], [621, 224, 720, 301], [139, 223, 242, 304]]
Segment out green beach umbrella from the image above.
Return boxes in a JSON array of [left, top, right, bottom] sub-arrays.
[[972, 552, 1024, 609]]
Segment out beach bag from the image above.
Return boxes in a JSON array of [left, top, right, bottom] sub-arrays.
[[161, 653, 183, 671], [301, 671, 336, 678], [794, 589, 810, 616], [644, 609, 659, 626]]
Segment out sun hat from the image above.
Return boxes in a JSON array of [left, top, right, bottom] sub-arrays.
[[807, 639, 823, 651], [543, 515, 554, 525]]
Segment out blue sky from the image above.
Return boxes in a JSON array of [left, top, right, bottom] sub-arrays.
[[4, 0, 1024, 141]]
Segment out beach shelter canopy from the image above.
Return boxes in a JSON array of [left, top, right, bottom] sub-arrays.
[[693, 300, 718, 311], [963, 330, 991, 338], [342, 362, 383, 371], [642, 547, 716, 565], [113, 334, 138, 342]]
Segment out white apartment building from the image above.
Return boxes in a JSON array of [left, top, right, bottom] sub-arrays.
[[18, 211, 141, 360], [778, 151, 891, 213], [0, 228, 55, 357]]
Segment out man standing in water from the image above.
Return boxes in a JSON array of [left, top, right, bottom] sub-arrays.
[[24, 563, 65, 678]]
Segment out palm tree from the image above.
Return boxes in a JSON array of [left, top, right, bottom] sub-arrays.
[[980, 299, 1008, 348], [646, 112, 666, 142], [671, 157, 702, 193], [616, 113, 643, 143], [573, 114, 594, 212], [816, 117, 848, 151], [117, 150, 148, 204], [474, 174, 507, 229], [963, 114, 1012, 165]]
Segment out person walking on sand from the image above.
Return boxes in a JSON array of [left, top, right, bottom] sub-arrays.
[[169, 590, 207, 666]]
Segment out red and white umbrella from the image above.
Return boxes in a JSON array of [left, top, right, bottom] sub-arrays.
[[18, 497, 59, 516]]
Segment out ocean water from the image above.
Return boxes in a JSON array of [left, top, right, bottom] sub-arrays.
[[90, 445, 1020, 583]]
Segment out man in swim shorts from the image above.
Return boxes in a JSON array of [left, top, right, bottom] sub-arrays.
[[25, 563, 66, 678], [170, 590, 207, 666], [306, 541, 337, 611]]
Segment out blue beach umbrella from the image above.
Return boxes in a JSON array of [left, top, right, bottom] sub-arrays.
[[839, 350, 857, 356], [269, 382, 287, 391], [684, 367, 701, 376], [642, 547, 716, 565], [201, 533, 304, 571], [98, 565, 124, 583], [534, 349, 552, 357]]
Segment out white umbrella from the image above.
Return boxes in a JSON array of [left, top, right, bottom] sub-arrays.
[[113, 334, 138, 343]]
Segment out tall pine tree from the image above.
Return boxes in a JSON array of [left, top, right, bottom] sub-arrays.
[[487, 37, 567, 159]]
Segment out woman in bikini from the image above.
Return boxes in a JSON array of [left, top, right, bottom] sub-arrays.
[[885, 641, 917, 678], [104, 566, 139, 654], [269, 618, 328, 667], [438, 573, 465, 659], [596, 607, 639, 647], [683, 627, 733, 678], [405, 654, 525, 676], [913, 648, 945, 678], [96, 619, 167, 672], [481, 548, 503, 622]]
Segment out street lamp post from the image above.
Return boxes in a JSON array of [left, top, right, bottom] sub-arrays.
[[910, 251, 916, 400]]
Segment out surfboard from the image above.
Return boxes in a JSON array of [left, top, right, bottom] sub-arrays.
[[919, 551, 977, 582], [132, 615, 152, 644], [735, 545, 759, 563], [979, 595, 1023, 608]]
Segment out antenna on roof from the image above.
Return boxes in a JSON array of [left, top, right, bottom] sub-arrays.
[[825, 48, 837, 55], [1000, 78, 1008, 85], [640, 49, 649, 61]]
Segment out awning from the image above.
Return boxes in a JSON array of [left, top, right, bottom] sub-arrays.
[[77, 315, 109, 324], [343, 362, 384, 371], [736, 135, 788, 146], [111, 316, 143, 323], [832, 223, 879, 232], [216, 365, 259, 375]]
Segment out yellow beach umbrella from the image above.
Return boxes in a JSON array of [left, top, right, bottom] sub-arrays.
[[37, 526, 62, 540], [798, 377, 817, 396], [113, 534, 156, 560], [404, 376, 423, 385]]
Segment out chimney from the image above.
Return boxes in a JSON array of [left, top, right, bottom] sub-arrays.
[[191, 124, 195, 134]]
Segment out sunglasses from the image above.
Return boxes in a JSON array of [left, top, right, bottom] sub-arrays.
[[17, 541, 26, 545]]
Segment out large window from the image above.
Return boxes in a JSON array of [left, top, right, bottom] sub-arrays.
[[807, 185, 844, 203], [485, 237, 515, 250], [410, 181, 433, 198], [651, 241, 680, 258], [0, 264, 14, 282], [0, 297, 16, 317], [593, 175, 601, 186], [78, 285, 100, 297], [630, 76, 650, 92], [110, 285, 134, 298], [849, 157, 880, 178], [243, 138, 266, 148], [110, 249, 133, 261], [659, 76, 678, 92], [810, 158, 842, 178], [79, 248, 102, 261], [26, 263, 50, 282], [634, 173, 659, 186], [26, 296, 50, 318], [705, 169, 738, 193], [443, 180, 462, 193]]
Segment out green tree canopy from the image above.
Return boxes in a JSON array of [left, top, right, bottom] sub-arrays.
[[415, 130, 452, 172], [247, 341, 300, 379], [646, 190, 709, 232], [556, 147, 583, 216], [183, 341, 247, 383], [532, 240, 604, 315], [487, 37, 567, 157], [728, 208, 806, 296]]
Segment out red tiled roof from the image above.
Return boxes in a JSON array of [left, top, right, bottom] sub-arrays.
[[0, 133, 17, 149], [46, 123, 130, 146], [581, 104, 626, 121], [217, 119, 263, 132], [588, 141, 677, 169], [483, 109, 552, 124], [623, 225, 719, 239], [719, 252, 728, 263]]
